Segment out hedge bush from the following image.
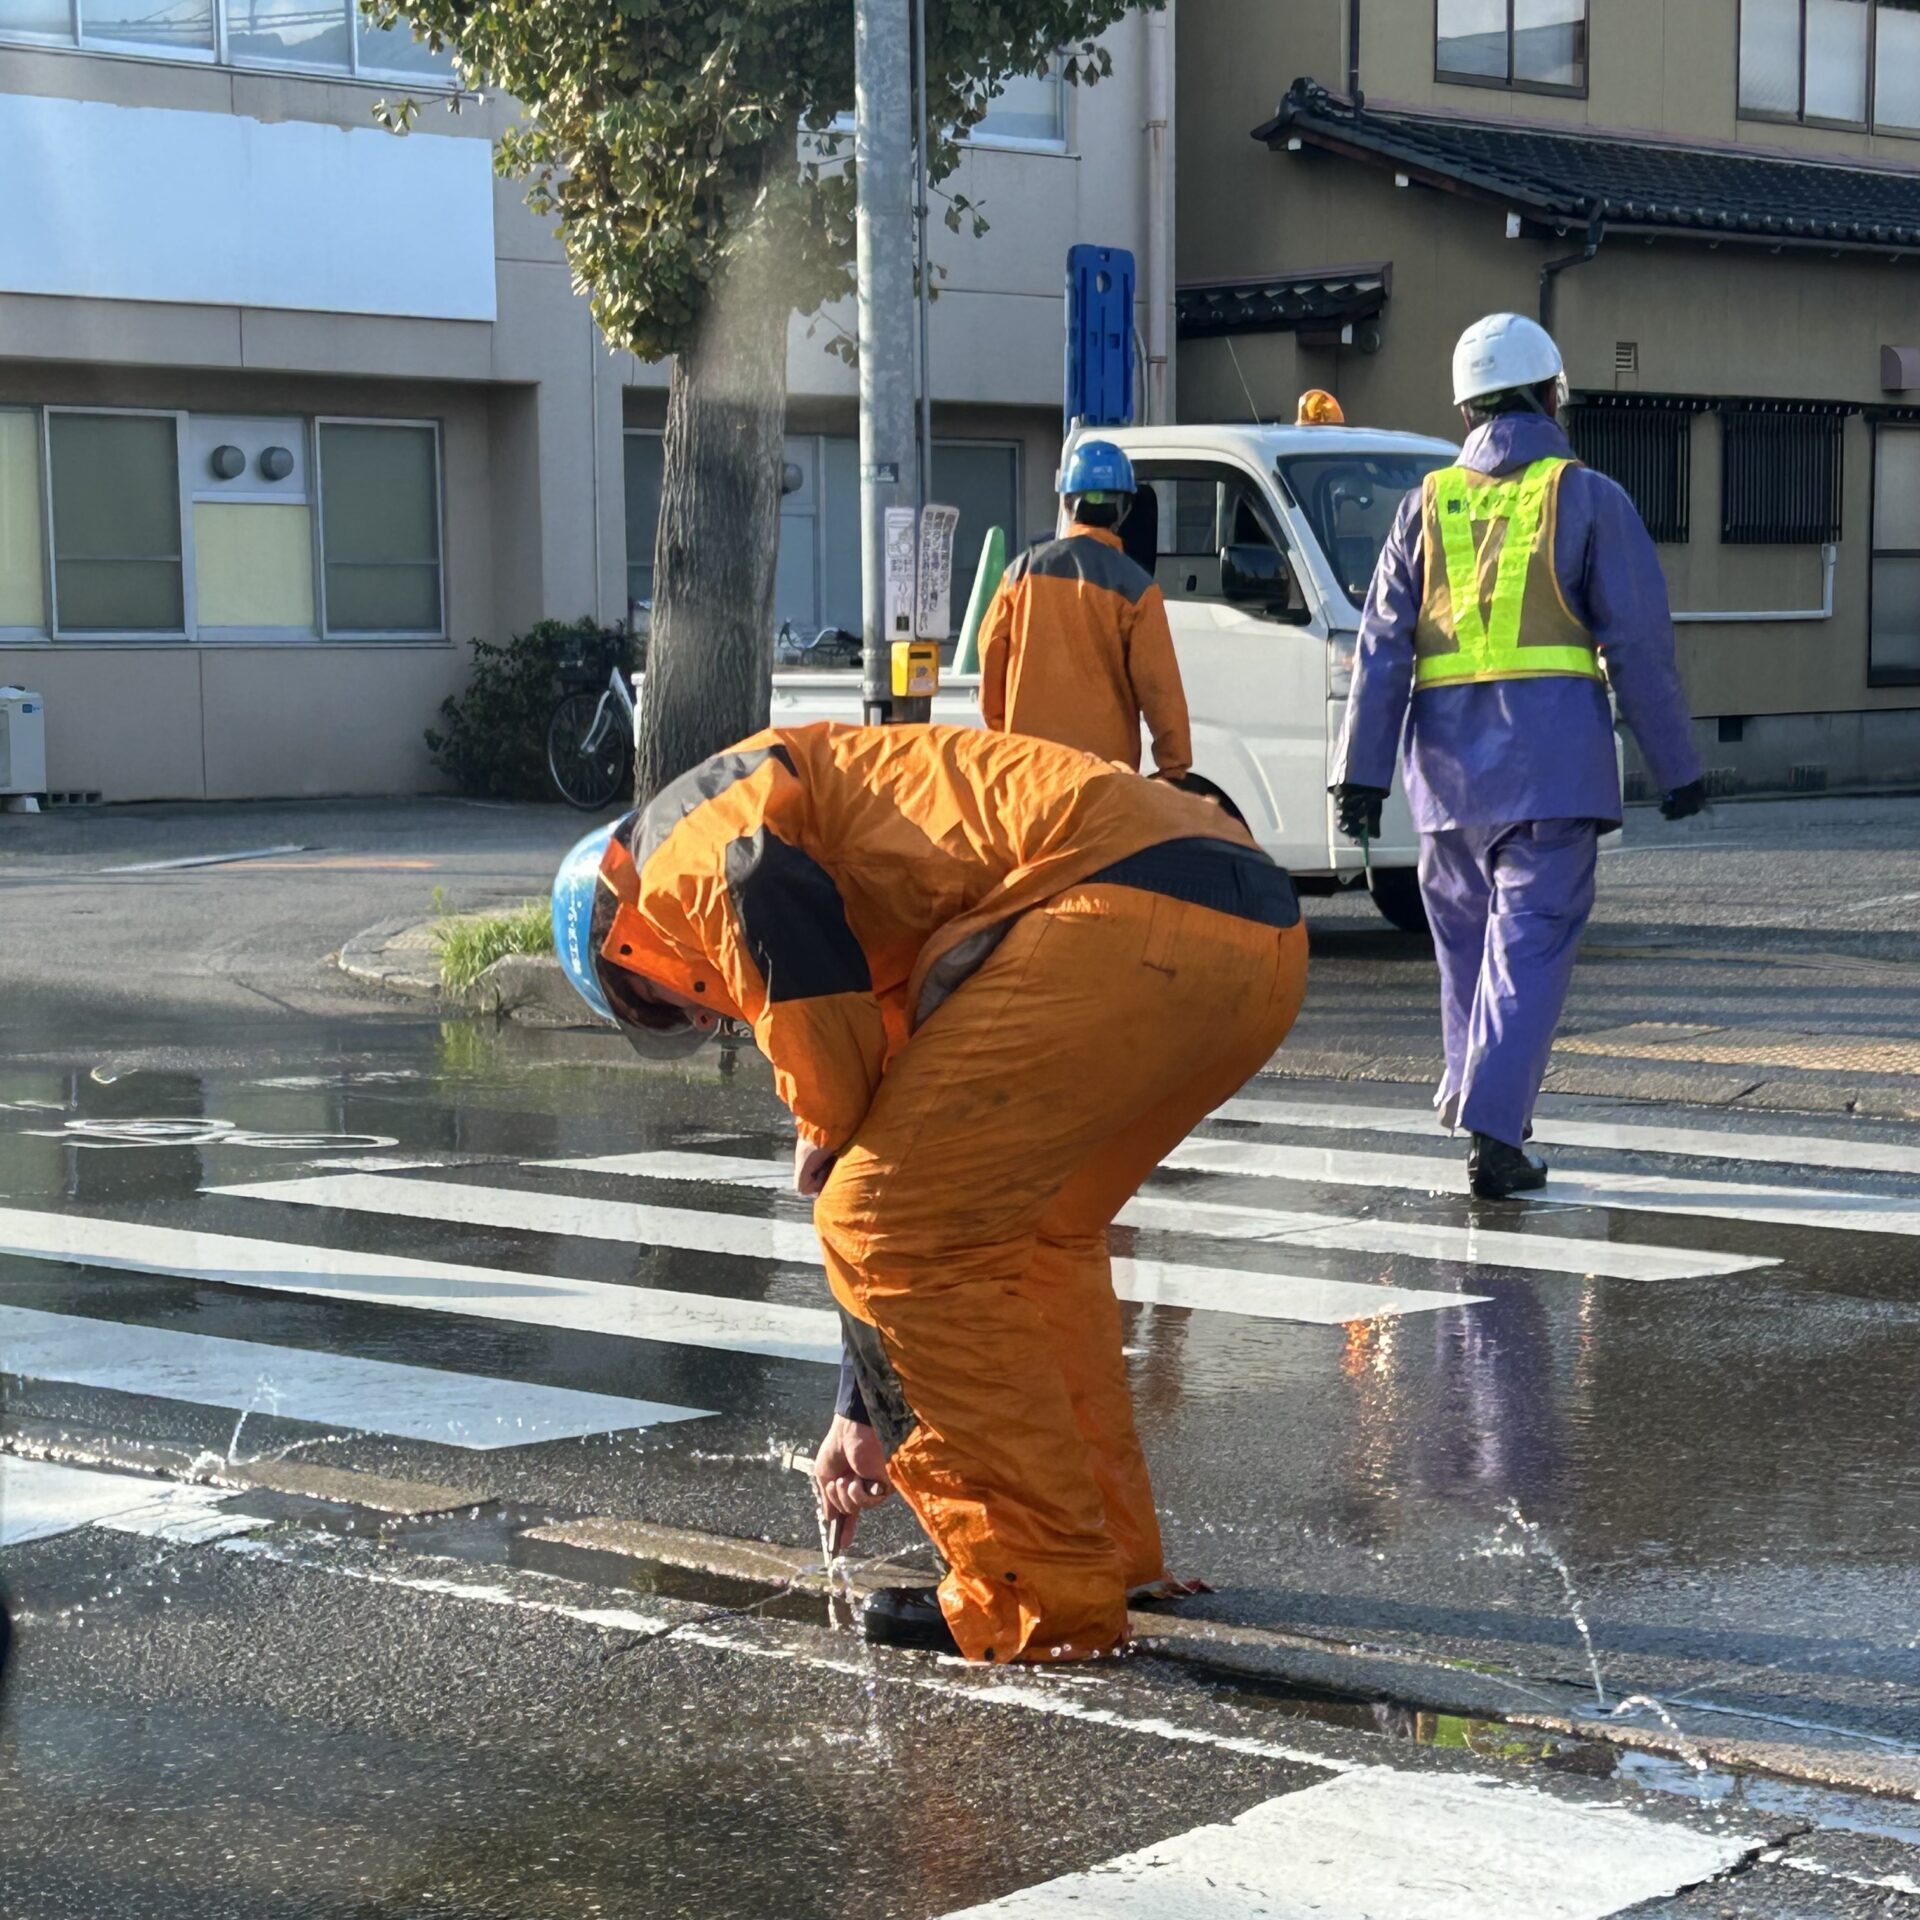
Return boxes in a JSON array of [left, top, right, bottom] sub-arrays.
[[426, 618, 637, 800]]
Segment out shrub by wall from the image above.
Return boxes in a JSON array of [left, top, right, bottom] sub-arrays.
[[425, 618, 635, 800]]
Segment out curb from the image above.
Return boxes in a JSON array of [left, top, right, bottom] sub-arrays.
[[518, 1512, 1920, 1802], [336, 914, 609, 1032], [21, 1429, 1916, 1802]]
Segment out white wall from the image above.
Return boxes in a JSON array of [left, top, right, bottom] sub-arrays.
[[0, 92, 496, 322]]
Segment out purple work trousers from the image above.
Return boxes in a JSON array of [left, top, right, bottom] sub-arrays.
[[1419, 819, 1598, 1149]]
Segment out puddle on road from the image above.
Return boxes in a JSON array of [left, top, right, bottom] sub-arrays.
[[1216, 1674, 1920, 1844]]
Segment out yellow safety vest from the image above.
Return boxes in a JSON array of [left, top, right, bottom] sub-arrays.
[[1413, 456, 1600, 690]]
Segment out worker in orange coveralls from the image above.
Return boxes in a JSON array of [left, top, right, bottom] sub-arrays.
[[980, 439, 1193, 783], [551, 723, 1307, 1663]]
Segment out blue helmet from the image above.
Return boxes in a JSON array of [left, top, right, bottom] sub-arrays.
[[1059, 438, 1135, 501], [551, 816, 713, 1058], [552, 821, 617, 1023]]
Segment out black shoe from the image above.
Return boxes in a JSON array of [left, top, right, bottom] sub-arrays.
[[1468, 1133, 1548, 1200], [861, 1584, 960, 1655]]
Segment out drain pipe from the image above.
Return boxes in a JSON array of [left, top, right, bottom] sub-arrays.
[[1348, 0, 1362, 107], [1144, 3, 1172, 422], [1538, 207, 1604, 333], [1672, 544, 1838, 624]]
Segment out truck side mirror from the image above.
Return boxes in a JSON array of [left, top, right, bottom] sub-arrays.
[[1220, 543, 1299, 616]]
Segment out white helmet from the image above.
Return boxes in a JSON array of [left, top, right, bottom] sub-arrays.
[[1452, 312, 1567, 408]]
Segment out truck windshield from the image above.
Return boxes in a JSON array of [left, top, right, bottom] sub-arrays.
[[1276, 452, 1453, 609]]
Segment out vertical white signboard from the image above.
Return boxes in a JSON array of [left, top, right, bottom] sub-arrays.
[[884, 507, 918, 638], [915, 505, 960, 641]]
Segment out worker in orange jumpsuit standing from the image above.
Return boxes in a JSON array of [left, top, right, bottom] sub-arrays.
[[552, 723, 1308, 1663], [980, 439, 1193, 782]]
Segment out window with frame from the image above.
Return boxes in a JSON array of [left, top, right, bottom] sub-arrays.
[[1871, 424, 1920, 680], [831, 55, 1066, 149], [1437, 0, 1588, 93], [0, 0, 455, 82], [974, 59, 1066, 145], [1138, 464, 1301, 609], [0, 410, 47, 633], [1739, 0, 1920, 132], [1720, 407, 1846, 545], [1562, 402, 1696, 544], [623, 430, 663, 622], [48, 410, 186, 635], [317, 420, 444, 636]]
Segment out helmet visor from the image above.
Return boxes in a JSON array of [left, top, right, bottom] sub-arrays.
[[587, 884, 712, 1059]]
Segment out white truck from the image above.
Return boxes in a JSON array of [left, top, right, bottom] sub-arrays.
[[768, 419, 1458, 933]]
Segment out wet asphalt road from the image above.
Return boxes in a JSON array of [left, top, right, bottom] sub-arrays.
[[6, 796, 1920, 1914]]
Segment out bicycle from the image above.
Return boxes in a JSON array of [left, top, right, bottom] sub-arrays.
[[547, 622, 642, 811]]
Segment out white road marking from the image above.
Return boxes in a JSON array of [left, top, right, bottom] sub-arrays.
[[1166, 1138, 1920, 1238], [222, 1535, 682, 1636], [0, 1304, 705, 1448], [98, 844, 306, 874], [556, 1150, 1773, 1283], [0, 1455, 265, 1548], [0, 1206, 840, 1365], [1781, 1855, 1920, 1897], [1215, 1096, 1920, 1181], [936, 1768, 1764, 1919], [219, 1175, 1484, 1326]]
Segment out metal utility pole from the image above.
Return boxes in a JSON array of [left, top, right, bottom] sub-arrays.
[[855, 0, 918, 724], [912, 0, 934, 512]]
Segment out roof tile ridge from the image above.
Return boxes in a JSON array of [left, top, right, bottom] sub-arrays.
[[1357, 91, 1920, 182]]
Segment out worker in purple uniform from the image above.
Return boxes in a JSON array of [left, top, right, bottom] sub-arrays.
[[1330, 313, 1706, 1200]]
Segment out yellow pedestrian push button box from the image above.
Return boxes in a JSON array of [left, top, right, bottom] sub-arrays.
[[891, 639, 940, 701]]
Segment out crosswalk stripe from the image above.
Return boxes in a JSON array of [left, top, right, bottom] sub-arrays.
[[0, 1303, 708, 1448], [0, 1206, 841, 1366], [1215, 1096, 1920, 1180], [0, 1455, 265, 1549], [1167, 1137, 1920, 1237], [218, 1175, 1485, 1326], [935, 1767, 1763, 1919], [551, 1150, 1775, 1283]]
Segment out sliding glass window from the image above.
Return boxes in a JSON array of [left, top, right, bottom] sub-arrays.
[[1437, 0, 1588, 94], [1740, 0, 1920, 131], [1872, 427, 1920, 682], [0, 0, 456, 80], [317, 420, 444, 637], [47, 411, 186, 636]]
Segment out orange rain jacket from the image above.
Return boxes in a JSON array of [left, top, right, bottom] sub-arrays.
[[979, 522, 1193, 781], [596, 722, 1251, 1152]]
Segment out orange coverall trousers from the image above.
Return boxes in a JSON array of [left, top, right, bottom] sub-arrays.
[[815, 882, 1308, 1663]]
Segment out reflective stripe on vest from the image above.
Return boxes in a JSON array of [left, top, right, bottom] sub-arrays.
[[1413, 456, 1599, 690]]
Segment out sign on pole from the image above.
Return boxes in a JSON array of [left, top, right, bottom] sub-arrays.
[[884, 506, 918, 639], [1065, 244, 1137, 431], [915, 504, 960, 641]]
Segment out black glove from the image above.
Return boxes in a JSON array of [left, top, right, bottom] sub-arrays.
[[1331, 782, 1388, 842], [1659, 778, 1708, 822]]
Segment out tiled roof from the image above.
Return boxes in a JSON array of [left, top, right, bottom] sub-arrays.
[[1176, 263, 1389, 338], [1254, 78, 1920, 252]]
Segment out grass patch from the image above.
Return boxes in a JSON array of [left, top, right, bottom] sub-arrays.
[[435, 900, 553, 994]]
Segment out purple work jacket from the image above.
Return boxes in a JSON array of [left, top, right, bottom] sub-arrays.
[[1331, 413, 1702, 832]]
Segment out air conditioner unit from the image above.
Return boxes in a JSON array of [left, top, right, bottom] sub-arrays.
[[0, 688, 48, 798]]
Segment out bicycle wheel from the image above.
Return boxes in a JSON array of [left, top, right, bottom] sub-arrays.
[[546, 691, 630, 811]]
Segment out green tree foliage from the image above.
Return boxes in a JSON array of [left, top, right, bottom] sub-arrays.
[[373, 0, 1156, 795], [374, 0, 1150, 351]]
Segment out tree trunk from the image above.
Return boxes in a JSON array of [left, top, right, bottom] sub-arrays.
[[633, 179, 794, 807]]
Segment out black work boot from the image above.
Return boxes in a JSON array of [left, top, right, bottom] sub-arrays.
[[861, 1585, 961, 1655], [1468, 1132, 1548, 1200]]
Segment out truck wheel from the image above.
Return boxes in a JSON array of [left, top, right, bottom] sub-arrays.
[[1367, 867, 1431, 940]]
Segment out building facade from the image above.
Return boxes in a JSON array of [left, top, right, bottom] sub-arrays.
[[0, 12, 1170, 800], [1178, 0, 1920, 795]]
